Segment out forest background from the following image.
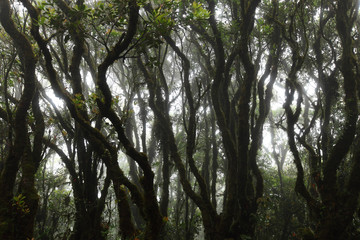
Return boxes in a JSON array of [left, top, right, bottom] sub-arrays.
[[0, 0, 360, 239]]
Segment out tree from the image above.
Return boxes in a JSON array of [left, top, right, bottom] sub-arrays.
[[136, 0, 284, 239], [282, 0, 360, 239], [0, 0, 359, 239], [0, 0, 42, 238], [2, 0, 163, 239]]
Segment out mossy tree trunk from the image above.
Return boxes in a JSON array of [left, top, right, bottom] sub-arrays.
[[284, 1, 360, 239], [0, 0, 37, 238], [22, 0, 164, 238]]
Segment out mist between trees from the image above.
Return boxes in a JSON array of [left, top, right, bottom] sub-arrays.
[[0, 0, 359, 239]]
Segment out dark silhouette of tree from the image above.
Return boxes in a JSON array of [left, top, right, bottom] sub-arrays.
[[0, 0, 359, 239], [282, 0, 360, 239]]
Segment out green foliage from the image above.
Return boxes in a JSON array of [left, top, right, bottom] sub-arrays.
[[239, 234, 252, 240], [34, 164, 74, 239], [89, 92, 100, 115], [152, 8, 175, 35], [139, 2, 177, 51], [88, 1, 128, 28], [72, 93, 85, 109], [191, 1, 210, 20], [12, 194, 30, 215], [256, 167, 306, 240], [161, 210, 202, 240], [256, 18, 274, 36], [37, 1, 65, 29]]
